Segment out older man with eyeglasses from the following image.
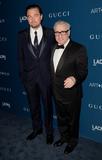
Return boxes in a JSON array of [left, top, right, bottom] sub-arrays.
[[51, 20, 88, 154]]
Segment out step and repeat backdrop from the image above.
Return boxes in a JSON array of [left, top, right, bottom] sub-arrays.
[[0, 0, 102, 143]]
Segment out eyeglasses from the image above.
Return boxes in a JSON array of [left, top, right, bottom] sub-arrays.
[[54, 29, 69, 36]]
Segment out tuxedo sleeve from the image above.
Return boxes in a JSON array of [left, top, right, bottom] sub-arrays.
[[74, 46, 88, 85], [17, 32, 25, 83]]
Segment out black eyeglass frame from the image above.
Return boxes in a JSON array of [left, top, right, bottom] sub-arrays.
[[54, 29, 70, 36]]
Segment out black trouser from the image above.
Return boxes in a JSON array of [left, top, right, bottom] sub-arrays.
[[55, 98, 81, 146], [26, 82, 53, 135]]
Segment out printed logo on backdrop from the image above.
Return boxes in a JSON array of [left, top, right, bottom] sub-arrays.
[[0, 36, 7, 42], [0, 72, 10, 76], [92, 124, 102, 132], [0, 87, 11, 92], [89, 34, 102, 40], [22, 106, 30, 112], [89, 82, 102, 88], [19, 16, 27, 23], [2, 101, 11, 109], [0, 18, 5, 24], [0, 54, 6, 60], [19, 10, 70, 23], [53, 115, 57, 120], [48, 10, 70, 19], [91, 7, 102, 14], [93, 58, 102, 66], [88, 103, 102, 111], [22, 91, 27, 95]]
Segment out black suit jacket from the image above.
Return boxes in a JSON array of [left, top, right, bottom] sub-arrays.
[[18, 26, 55, 89], [51, 40, 88, 102]]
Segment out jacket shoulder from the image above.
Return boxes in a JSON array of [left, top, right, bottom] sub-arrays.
[[43, 26, 54, 33], [18, 28, 28, 35], [71, 40, 86, 49]]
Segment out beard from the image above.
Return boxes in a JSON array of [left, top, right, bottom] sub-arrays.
[[30, 23, 40, 29]]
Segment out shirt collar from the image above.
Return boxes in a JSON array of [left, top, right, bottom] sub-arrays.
[[64, 39, 70, 48]]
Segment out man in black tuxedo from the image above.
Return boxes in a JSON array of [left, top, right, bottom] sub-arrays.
[[18, 4, 55, 144], [51, 20, 88, 154]]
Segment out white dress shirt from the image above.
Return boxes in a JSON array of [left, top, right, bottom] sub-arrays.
[[30, 25, 43, 45], [53, 39, 70, 72]]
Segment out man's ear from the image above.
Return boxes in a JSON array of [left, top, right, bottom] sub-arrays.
[[41, 14, 43, 21], [68, 29, 71, 37]]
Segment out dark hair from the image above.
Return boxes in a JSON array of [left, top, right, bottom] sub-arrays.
[[25, 4, 43, 16]]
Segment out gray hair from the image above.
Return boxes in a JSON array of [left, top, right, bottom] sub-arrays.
[[53, 20, 71, 31]]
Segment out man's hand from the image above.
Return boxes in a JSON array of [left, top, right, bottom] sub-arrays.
[[64, 76, 76, 88]]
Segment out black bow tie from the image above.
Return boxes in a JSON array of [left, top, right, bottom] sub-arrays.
[[56, 44, 64, 49]]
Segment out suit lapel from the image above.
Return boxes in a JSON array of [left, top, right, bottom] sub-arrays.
[[56, 41, 72, 73], [28, 43, 37, 58], [26, 28, 37, 58], [51, 46, 57, 73], [39, 36, 46, 57], [39, 27, 47, 57]]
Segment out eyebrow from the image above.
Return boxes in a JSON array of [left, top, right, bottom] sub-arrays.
[[54, 29, 69, 33]]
